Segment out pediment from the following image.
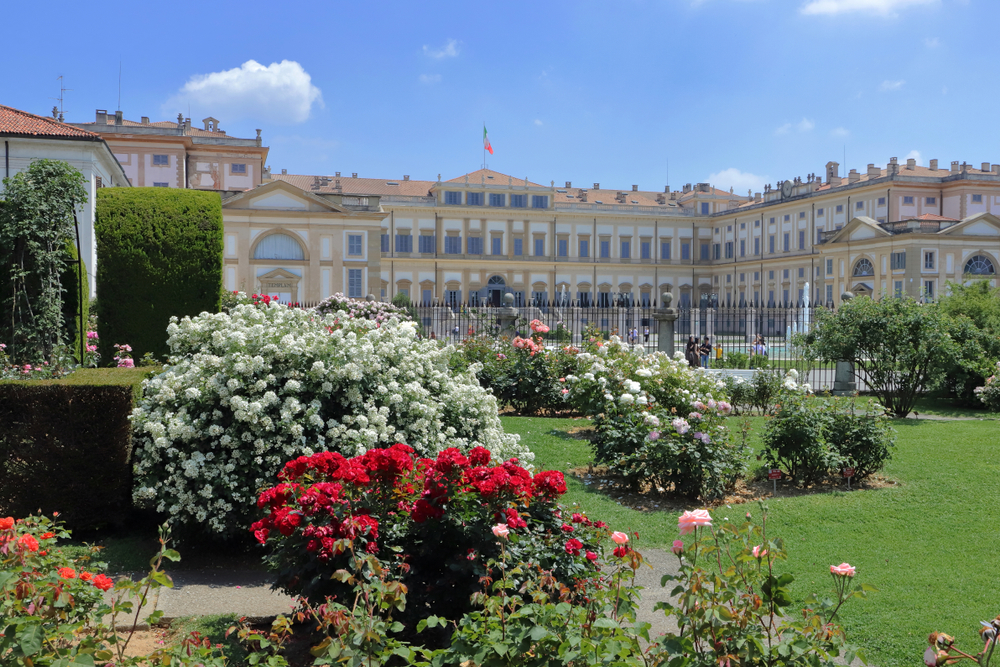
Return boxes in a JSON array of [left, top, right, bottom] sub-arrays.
[[827, 216, 890, 244], [223, 180, 349, 213], [849, 225, 880, 241], [259, 268, 300, 281], [251, 192, 308, 209], [939, 212, 1000, 236]]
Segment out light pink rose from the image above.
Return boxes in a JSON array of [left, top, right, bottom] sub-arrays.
[[924, 647, 940, 667], [492, 524, 510, 539], [678, 509, 712, 535], [671, 539, 684, 555], [830, 562, 855, 577], [752, 545, 767, 558], [611, 531, 629, 545]]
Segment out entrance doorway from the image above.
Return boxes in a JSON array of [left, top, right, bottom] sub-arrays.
[[487, 275, 506, 306]]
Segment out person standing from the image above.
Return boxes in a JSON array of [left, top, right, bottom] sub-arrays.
[[686, 336, 699, 368], [700, 336, 712, 368], [643, 326, 649, 343]]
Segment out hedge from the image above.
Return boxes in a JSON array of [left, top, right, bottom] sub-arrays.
[[0, 368, 153, 531], [95, 188, 223, 362], [60, 240, 89, 364]]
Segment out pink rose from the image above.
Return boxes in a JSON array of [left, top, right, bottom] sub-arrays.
[[611, 531, 629, 545], [492, 524, 510, 539], [678, 509, 712, 535], [671, 539, 684, 555], [830, 562, 855, 577], [752, 545, 767, 558]]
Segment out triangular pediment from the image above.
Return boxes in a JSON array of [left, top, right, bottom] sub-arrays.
[[825, 217, 891, 244], [258, 268, 300, 281], [222, 180, 349, 213], [938, 212, 1000, 236]]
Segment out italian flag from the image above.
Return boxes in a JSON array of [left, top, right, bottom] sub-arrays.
[[483, 125, 493, 155]]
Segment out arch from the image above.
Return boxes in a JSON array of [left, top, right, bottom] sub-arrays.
[[852, 257, 874, 277], [487, 275, 506, 285], [252, 232, 306, 261], [964, 254, 996, 276]]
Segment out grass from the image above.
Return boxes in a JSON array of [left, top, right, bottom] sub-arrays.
[[504, 414, 1000, 667]]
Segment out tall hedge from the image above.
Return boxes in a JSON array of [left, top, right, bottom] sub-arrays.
[[96, 188, 223, 362], [60, 240, 89, 364]]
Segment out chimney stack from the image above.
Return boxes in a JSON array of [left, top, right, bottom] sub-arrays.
[[565, 181, 572, 188], [632, 184, 638, 192], [982, 162, 991, 172], [825, 161, 839, 184], [281, 169, 287, 175], [593, 182, 600, 189], [993, 165, 1000, 176], [867, 163, 880, 178], [352, 172, 358, 178], [335, 172, 341, 177], [754, 192, 762, 203], [906, 158, 916, 170], [951, 161, 961, 174], [848, 169, 861, 184], [930, 159, 939, 170], [404, 175, 410, 181], [114, 110, 123, 125], [95, 109, 107, 125], [141, 116, 150, 125]]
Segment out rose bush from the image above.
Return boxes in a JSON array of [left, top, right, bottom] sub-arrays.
[[131, 302, 527, 536], [252, 443, 610, 644], [975, 361, 1000, 412]]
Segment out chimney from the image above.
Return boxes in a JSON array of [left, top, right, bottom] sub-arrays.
[[656, 193, 666, 204], [141, 116, 150, 125], [961, 162, 969, 173], [698, 183, 710, 193], [825, 161, 839, 183], [281, 168, 287, 175], [95, 109, 107, 124], [906, 158, 916, 170], [335, 172, 341, 177], [664, 185, 670, 192], [177, 113, 184, 129], [403, 175, 410, 181], [867, 163, 880, 178], [615, 191, 626, 203], [982, 162, 991, 173], [951, 161, 960, 174], [754, 192, 762, 203], [930, 159, 939, 170], [114, 110, 123, 125], [683, 183, 692, 193], [993, 165, 1000, 176], [632, 184, 638, 192], [351, 172, 358, 178], [578, 191, 588, 202], [670, 192, 678, 201], [593, 182, 600, 190], [565, 181, 572, 188], [887, 157, 899, 175], [848, 169, 861, 184]]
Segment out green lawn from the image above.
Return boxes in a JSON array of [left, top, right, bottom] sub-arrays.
[[504, 414, 1000, 667]]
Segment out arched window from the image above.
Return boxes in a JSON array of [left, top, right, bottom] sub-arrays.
[[852, 258, 874, 276], [487, 275, 506, 286], [964, 255, 996, 276], [253, 233, 305, 260]]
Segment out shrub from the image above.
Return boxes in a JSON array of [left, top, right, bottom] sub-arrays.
[[0, 368, 149, 530], [722, 369, 785, 415], [253, 445, 604, 645], [130, 303, 527, 537], [974, 361, 1000, 411], [763, 394, 895, 484], [314, 292, 411, 323], [95, 187, 223, 362]]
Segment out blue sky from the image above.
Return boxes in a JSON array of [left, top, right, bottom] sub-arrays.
[[3, 0, 994, 193]]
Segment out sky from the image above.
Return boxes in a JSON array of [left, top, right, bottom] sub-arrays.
[[3, 0, 996, 194]]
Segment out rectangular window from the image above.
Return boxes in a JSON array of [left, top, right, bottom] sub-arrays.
[[973, 194, 983, 203], [531, 195, 549, 209], [641, 292, 651, 307], [510, 194, 526, 208], [891, 251, 906, 270], [713, 243, 721, 260], [580, 239, 590, 257], [827, 258, 833, 275], [753, 237, 759, 255], [422, 289, 432, 304], [466, 192, 483, 206], [231, 163, 247, 174], [783, 269, 790, 280], [444, 236, 462, 254], [641, 241, 650, 259], [783, 233, 790, 252], [348, 268, 363, 298], [768, 290, 775, 305], [740, 239, 745, 257], [798, 268, 805, 278], [558, 239, 568, 257], [394, 234, 412, 253], [380, 234, 390, 253], [349, 234, 364, 256], [446, 289, 461, 307], [903, 196, 915, 205], [783, 289, 789, 304], [769, 217, 775, 225], [926, 196, 937, 205], [754, 271, 760, 281], [725, 241, 733, 259], [924, 251, 935, 269], [621, 241, 630, 258], [816, 227, 825, 243], [740, 222, 746, 230], [924, 280, 935, 299], [445, 191, 462, 205], [600, 240, 610, 258], [152, 154, 169, 166], [492, 237, 502, 255], [817, 208, 825, 216], [856, 201, 865, 210], [534, 238, 545, 256], [739, 272, 745, 282], [701, 202, 710, 215], [894, 280, 904, 298], [755, 220, 761, 227], [467, 237, 482, 254], [798, 230, 805, 250], [681, 242, 690, 260], [700, 243, 710, 260], [836, 204, 843, 213], [489, 193, 505, 207], [799, 211, 806, 219], [514, 238, 523, 256], [152, 182, 169, 187], [768, 235, 775, 254], [768, 270, 775, 280], [661, 241, 670, 259], [419, 235, 436, 253], [784, 214, 790, 222], [878, 197, 886, 206], [826, 284, 833, 303]]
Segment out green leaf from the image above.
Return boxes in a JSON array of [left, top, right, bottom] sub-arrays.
[[161, 549, 181, 562], [18, 625, 43, 656]]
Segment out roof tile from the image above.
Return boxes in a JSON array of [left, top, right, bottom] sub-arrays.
[[0, 105, 101, 139]]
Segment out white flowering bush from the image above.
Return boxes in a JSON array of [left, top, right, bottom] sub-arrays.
[[974, 361, 1000, 412], [131, 303, 527, 536], [314, 293, 410, 323], [560, 339, 747, 499]]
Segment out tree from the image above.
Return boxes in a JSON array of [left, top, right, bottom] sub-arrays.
[[934, 280, 1000, 405], [0, 160, 87, 363], [802, 296, 958, 417]]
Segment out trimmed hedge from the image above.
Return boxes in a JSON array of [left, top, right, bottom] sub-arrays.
[[0, 368, 154, 530], [60, 240, 89, 364], [96, 188, 223, 362]]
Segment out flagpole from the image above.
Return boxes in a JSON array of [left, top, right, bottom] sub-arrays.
[[483, 122, 486, 170]]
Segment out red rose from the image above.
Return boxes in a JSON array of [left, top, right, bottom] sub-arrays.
[[586, 551, 598, 561], [561, 523, 574, 532], [80, 572, 93, 582], [0, 517, 14, 530], [92, 574, 113, 592], [17, 534, 38, 552], [58, 567, 76, 579], [40, 532, 55, 540], [565, 538, 583, 556]]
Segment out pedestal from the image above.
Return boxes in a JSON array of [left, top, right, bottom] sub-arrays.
[[653, 292, 679, 356]]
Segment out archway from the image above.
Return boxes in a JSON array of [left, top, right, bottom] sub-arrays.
[[486, 275, 506, 306]]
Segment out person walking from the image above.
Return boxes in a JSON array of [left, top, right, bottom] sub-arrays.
[[686, 336, 699, 368], [700, 336, 712, 369], [643, 326, 649, 343]]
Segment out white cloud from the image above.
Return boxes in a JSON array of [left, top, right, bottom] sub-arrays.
[[418, 74, 442, 84], [533, 119, 543, 126], [800, 0, 937, 15], [905, 149, 923, 165], [880, 79, 905, 91], [797, 118, 815, 132], [707, 168, 769, 194], [831, 127, 850, 137], [924, 36, 940, 47], [774, 123, 792, 136], [422, 39, 460, 59], [166, 60, 322, 125]]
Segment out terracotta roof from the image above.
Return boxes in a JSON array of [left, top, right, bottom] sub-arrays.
[[0, 105, 101, 139], [446, 169, 543, 187], [914, 213, 958, 221], [74, 116, 254, 140], [271, 173, 436, 197]]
